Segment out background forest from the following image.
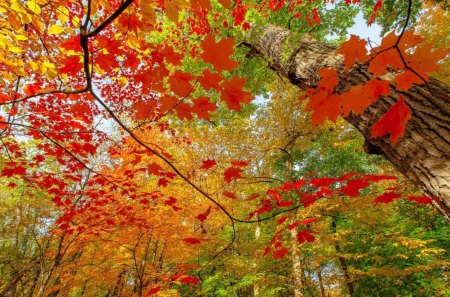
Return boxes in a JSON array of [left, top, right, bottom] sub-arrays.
[[0, 0, 449, 296]]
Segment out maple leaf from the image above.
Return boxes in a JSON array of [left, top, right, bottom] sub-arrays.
[[408, 195, 433, 204], [164, 196, 177, 206], [200, 158, 217, 169], [223, 166, 243, 183], [169, 70, 194, 97], [192, 97, 217, 120], [198, 69, 223, 91], [305, 68, 342, 126], [217, 0, 231, 9], [179, 276, 200, 285], [182, 238, 205, 244], [337, 35, 368, 69], [277, 216, 288, 225], [197, 207, 211, 222], [371, 96, 412, 145], [220, 77, 253, 112], [297, 230, 316, 243], [201, 35, 239, 72], [1, 164, 27, 177], [223, 191, 237, 199], [272, 247, 289, 259], [132, 101, 154, 120], [394, 71, 422, 91], [146, 286, 161, 295], [374, 192, 402, 205], [148, 163, 164, 175]]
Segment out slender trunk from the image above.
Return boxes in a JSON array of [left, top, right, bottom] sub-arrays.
[[248, 25, 450, 220], [317, 267, 326, 297], [253, 221, 261, 297], [331, 219, 354, 297], [285, 148, 305, 297], [290, 226, 305, 297]]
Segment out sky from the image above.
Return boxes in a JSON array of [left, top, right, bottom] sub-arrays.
[[347, 12, 383, 45]]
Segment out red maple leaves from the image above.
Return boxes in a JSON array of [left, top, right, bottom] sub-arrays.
[[371, 96, 412, 145], [305, 29, 449, 146]]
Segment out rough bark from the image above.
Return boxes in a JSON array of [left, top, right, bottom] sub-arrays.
[[247, 25, 450, 220]]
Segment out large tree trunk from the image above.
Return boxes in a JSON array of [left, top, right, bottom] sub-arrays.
[[247, 25, 450, 220]]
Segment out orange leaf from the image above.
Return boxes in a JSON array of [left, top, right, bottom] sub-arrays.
[[395, 70, 422, 91], [201, 35, 239, 72], [164, 0, 179, 22], [169, 70, 194, 97], [371, 96, 411, 145], [220, 77, 253, 111], [217, 0, 231, 9], [337, 35, 368, 69], [223, 191, 237, 199]]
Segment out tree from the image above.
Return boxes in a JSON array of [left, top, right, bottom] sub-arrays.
[[0, 0, 449, 294], [245, 23, 450, 219]]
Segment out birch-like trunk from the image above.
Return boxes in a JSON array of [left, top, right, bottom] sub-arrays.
[[247, 25, 450, 220]]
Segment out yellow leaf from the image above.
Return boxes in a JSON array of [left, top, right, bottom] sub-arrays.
[[71, 16, 80, 27], [47, 24, 64, 34], [19, 12, 33, 24], [56, 6, 69, 23], [8, 47, 23, 53], [27, 1, 41, 14], [15, 35, 28, 41], [118, 76, 128, 87]]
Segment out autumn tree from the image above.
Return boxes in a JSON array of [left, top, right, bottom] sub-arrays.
[[0, 0, 449, 295]]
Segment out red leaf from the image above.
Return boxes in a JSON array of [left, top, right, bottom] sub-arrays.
[[299, 218, 317, 225], [201, 35, 239, 72], [200, 159, 217, 169], [408, 195, 433, 204], [146, 286, 161, 295], [168, 70, 194, 97], [198, 69, 223, 91], [220, 77, 253, 112], [272, 247, 289, 259], [192, 97, 217, 120], [164, 196, 177, 206], [223, 191, 237, 199], [395, 70, 422, 91], [182, 238, 205, 245], [197, 207, 212, 222], [277, 216, 288, 225], [0, 116, 8, 129], [1, 164, 26, 177], [148, 163, 164, 175], [374, 192, 402, 205], [309, 177, 337, 187], [337, 35, 368, 69], [158, 178, 168, 187], [371, 96, 412, 145], [223, 166, 243, 183], [297, 230, 315, 243], [180, 276, 200, 285]]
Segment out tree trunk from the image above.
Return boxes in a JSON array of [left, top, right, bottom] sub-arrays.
[[331, 219, 355, 297], [247, 25, 450, 220]]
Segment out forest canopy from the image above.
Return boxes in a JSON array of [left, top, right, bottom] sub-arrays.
[[0, 0, 449, 296]]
